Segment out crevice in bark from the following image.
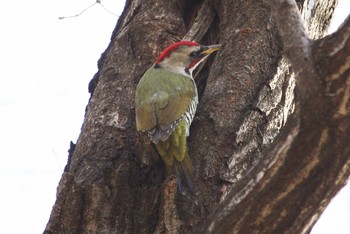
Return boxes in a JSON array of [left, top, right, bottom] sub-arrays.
[[182, 0, 204, 29], [195, 13, 221, 100]]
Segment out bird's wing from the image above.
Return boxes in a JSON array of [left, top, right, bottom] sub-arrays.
[[135, 67, 196, 142]]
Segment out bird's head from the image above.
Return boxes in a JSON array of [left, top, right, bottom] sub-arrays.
[[154, 41, 221, 77]]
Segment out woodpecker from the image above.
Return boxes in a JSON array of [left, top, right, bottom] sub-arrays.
[[135, 41, 221, 192]]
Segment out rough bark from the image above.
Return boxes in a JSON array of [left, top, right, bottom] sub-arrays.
[[45, 0, 349, 233], [201, 1, 350, 233]]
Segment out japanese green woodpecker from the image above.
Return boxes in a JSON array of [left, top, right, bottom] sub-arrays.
[[135, 41, 221, 192]]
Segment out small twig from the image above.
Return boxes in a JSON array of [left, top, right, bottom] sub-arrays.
[[59, 1, 119, 20], [59, 2, 97, 20], [99, 3, 119, 17]]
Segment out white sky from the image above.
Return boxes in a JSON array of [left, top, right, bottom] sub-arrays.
[[0, 1, 348, 233]]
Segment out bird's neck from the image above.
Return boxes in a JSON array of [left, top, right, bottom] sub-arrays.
[[155, 63, 193, 79]]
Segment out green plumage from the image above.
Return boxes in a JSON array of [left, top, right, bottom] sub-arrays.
[[135, 67, 195, 136], [155, 119, 187, 165], [156, 119, 192, 187], [135, 66, 196, 191]]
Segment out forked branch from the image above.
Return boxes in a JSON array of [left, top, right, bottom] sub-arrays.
[[201, 1, 350, 233]]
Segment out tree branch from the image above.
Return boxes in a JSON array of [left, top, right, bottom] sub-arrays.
[[314, 13, 350, 77], [200, 1, 350, 233], [301, 0, 338, 39], [313, 14, 350, 119], [268, 0, 324, 109], [200, 116, 301, 234]]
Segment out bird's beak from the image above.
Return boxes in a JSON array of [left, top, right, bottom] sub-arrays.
[[200, 44, 222, 55]]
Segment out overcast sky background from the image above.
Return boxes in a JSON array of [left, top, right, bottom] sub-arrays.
[[0, 1, 348, 233]]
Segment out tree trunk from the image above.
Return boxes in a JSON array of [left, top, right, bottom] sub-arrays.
[[45, 0, 350, 233]]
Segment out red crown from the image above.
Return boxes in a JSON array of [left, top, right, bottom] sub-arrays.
[[155, 41, 199, 64]]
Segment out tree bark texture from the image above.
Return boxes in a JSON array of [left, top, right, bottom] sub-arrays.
[[45, 0, 349, 233]]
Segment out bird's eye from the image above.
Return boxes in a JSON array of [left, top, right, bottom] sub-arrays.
[[189, 51, 197, 57]]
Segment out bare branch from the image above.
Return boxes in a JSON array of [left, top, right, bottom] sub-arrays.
[[268, 0, 325, 120], [59, 2, 97, 20], [200, 116, 301, 233], [313, 14, 350, 127], [59, 1, 119, 20], [314, 15, 350, 70], [302, 0, 338, 39], [200, 1, 350, 233], [268, 0, 313, 78], [99, 3, 120, 17]]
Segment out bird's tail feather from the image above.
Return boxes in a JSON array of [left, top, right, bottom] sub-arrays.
[[166, 151, 193, 193], [155, 119, 193, 193]]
